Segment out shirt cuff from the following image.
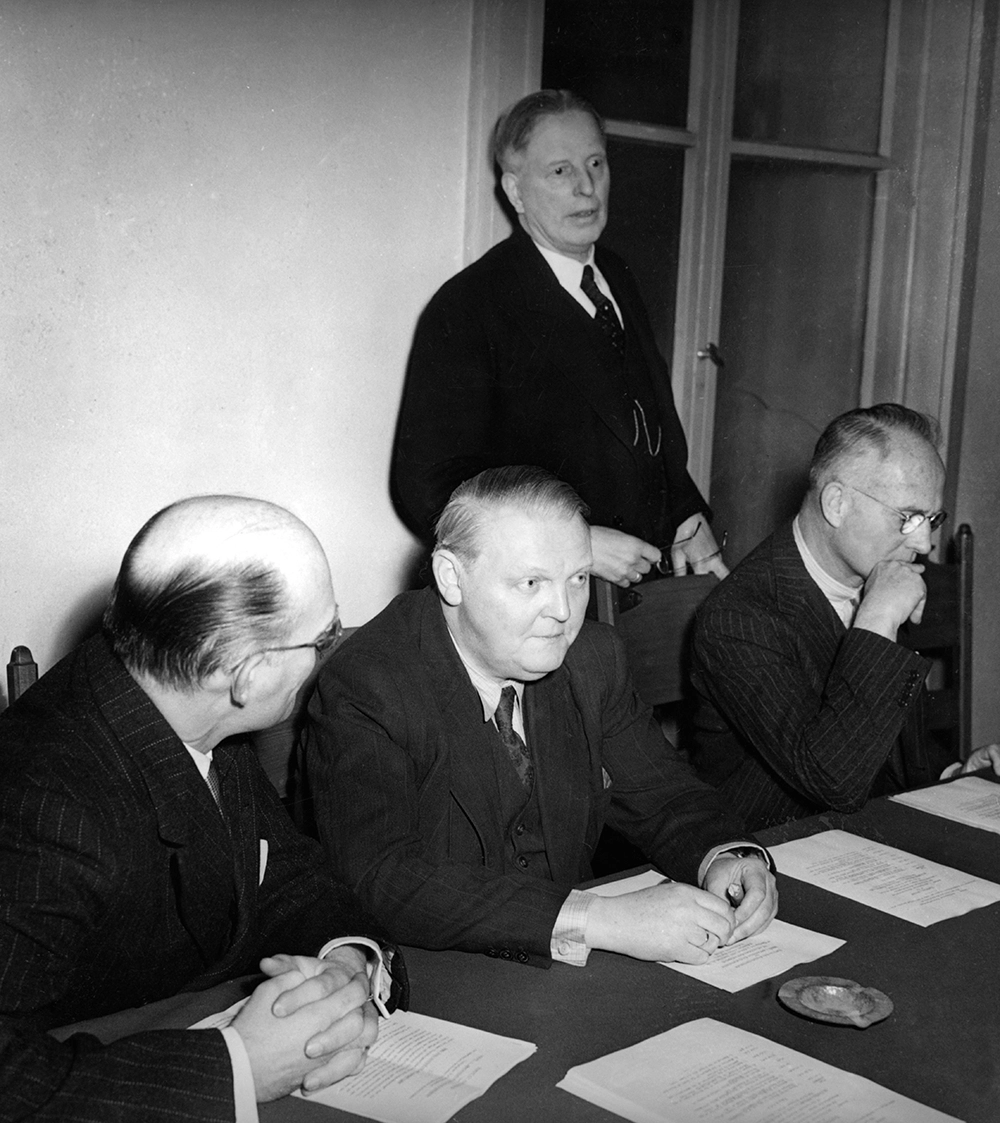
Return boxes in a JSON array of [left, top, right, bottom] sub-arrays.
[[550, 889, 595, 966], [220, 1026, 259, 1123], [317, 935, 392, 1017], [698, 841, 774, 886]]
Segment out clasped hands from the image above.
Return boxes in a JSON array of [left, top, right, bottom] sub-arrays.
[[586, 852, 777, 964], [232, 945, 376, 1102]]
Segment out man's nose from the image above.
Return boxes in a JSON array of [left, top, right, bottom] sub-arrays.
[[545, 585, 572, 621], [574, 167, 594, 196], [909, 518, 935, 555]]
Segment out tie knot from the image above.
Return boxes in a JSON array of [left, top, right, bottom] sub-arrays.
[[580, 264, 602, 303], [496, 685, 517, 730]]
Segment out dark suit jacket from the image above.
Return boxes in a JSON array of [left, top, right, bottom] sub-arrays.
[[0, 632, 402, 1123], [689, 521, 932, 831], [391, 229, 705, 543], [303, 588, 753, 967]]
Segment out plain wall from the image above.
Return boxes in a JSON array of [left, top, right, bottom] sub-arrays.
[[1, 0, 478, 674]]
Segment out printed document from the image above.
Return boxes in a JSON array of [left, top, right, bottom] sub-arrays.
[[890, 776, 1000, 835], [770, 829, 1000, 925], [557, 1017, 961, 1123], [192, 1005, 535, 1123], [588, 870, 844, 991]]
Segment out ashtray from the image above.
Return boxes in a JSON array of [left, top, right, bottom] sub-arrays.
[[777, 976, 893, 1029]]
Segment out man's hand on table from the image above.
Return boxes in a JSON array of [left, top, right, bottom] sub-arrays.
[[232, 948, 375, 1101], [584, 881, 737, 964], [702, 853, 778, 943], [959, 742, 1000, 776]]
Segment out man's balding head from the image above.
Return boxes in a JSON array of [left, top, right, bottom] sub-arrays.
[[104, 496, 332, 690]]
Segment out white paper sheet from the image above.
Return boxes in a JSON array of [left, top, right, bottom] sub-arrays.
[[557, 1017, 961, 1123], [293, 1010, 535, 1123], [770, 829, 1000, 925], [587, 870, 844, 991], [662, 919, 844, 992], [890, 776, 1000, 834], [192, 1003, 534, 1123]]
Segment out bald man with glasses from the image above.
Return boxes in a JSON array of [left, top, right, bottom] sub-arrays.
[[689, 403, 1000, 832]]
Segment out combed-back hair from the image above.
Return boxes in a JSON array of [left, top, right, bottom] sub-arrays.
[[434, 465, 590, 564], [103, 508, 292, 690], [808, 402, 942, 493], [492, 89, 605, 172]]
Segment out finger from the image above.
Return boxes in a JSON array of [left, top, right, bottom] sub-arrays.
[[260, 953, 303, 978], [638, 542, 662, 564], [670, 545, 686, 577], [301, 1044, 371, 1094], [273, 971, 368, 1021], [303, 1001, 370, 1061]]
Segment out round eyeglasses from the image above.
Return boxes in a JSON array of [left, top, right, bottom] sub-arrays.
[[844, 484, 947, 535]]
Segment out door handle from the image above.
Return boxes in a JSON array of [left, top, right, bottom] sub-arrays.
[[697, 342, 725, 369]]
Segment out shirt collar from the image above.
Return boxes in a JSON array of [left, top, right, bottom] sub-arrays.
[[793, 515, 861, 625], [445, 626, 524, 721], [534, 241, 594, 284]]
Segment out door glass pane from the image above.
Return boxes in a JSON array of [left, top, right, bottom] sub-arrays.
[[734, 0, 890, 153], [601, 136, 685, 363], [542, 0, 693, 127], [710, 159, 876, 564]]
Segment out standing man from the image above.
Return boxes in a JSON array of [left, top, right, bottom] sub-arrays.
[[689, 404, 1000, 831], [0, 496, 405, 1122], [392, 89, 726, 589], [305, 467, 775, 968]]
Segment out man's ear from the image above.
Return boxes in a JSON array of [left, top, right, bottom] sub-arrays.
[[819, 481, 848, 528], [500, 170, 524, 215], [432, 549, 464, 607], [230, 653, 265, 709]]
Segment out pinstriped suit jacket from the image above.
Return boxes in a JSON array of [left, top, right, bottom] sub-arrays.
[[0, 632, 398, 1122], [304, 587, 752, 968], [689, 521, 931, 831]]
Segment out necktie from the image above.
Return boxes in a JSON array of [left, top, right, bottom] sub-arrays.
[[581, 264, 625, 357], [495, 686, 534, 790], [206, 760, 225, 815]]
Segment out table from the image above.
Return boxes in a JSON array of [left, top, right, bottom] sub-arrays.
[[58, 783, 1000, 1122]]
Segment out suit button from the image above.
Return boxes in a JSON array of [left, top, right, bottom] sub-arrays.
[[486, 947, 499, 958], [500, 949, 513, 960], [515, 824, 525, 836], [515, 950, 529, 963], [517, 855, 529, 868]]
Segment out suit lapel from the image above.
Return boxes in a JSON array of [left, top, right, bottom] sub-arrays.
[[91, 647, 239, 966], [416, 592, 507, 844], [503, 234, 642, 456], [523, 666, 592, 882], [768, 522, 846, 674]]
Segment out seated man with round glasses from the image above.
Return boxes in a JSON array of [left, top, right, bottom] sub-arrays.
[[688, 402, 1000, 832]]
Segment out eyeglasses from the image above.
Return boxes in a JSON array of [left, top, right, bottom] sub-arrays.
[[844, 484, 947, 535], [253, 616, 343, 661], [655, 520, 728, 575]]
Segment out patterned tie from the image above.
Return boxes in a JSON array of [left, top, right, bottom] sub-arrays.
[[206, 760, 225, 816], [581, 264, 625, 357], [495, 686, 534, 791]]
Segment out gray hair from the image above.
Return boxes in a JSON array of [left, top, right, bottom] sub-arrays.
[[808, 403, 942, 493], [434, 466, 589, 564], [492, 89, 605, 173], [103, 503, 293, 690]]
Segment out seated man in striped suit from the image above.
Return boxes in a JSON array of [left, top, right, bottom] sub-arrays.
[[0, 495, 405, 1122], [689, 403, 1000, 832]]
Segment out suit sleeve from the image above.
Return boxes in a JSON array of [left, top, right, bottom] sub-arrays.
[[0, 765, 237, 1123], [303, 653, 570, 966], [391, 286, 506, 541], [691, 598, 930, 813], [570, 626, 752, 883]]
